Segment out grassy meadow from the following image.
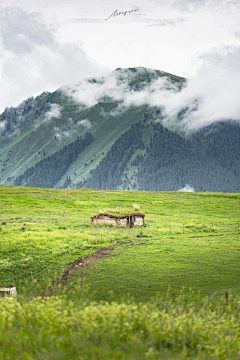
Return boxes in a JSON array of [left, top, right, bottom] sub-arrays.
[[0, 185, 239, 300], [0, 185, 240, 359]]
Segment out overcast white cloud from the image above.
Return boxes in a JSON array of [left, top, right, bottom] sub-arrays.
[[62, 47, 240, 133], [0, 6, 104, 113], [162, 47, 240, 132], [0, 0, 240, 129]]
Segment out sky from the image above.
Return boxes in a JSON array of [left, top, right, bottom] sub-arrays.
[[0, 0, 240, 120]]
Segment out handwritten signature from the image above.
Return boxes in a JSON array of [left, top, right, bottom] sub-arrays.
[[105, 9, 140, 21]]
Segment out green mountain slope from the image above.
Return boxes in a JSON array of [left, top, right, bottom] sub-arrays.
[[77, 120, 240, 193], [0, 67, 239, 192], [0, 67, 184, 187]]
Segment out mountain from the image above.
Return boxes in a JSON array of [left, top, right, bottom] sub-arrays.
[[0, 67, 239, 193]]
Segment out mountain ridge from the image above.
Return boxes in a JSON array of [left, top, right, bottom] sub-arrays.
[[0, 67, 239, 192]]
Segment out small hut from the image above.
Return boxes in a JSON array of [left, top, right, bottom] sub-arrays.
[[91, 213, 145, 227], [0, 287, 17, 298]]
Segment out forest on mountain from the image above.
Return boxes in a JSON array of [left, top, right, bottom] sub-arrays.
[[14, 132, 93, 188], [11, 116, 240, 193], [78, 120, 240, 193], [77, 123, 145, 190], [137, 122, 240, 192]]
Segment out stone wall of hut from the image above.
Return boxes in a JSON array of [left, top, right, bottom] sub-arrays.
[[91, 215, 144, 227], [91, 216, 117, 226], [117, 218, 128, 226], [134, 216, 144, 226]]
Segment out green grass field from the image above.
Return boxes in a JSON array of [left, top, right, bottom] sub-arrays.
[[0, 185, 240, 359], [0, 185, 239, 300]]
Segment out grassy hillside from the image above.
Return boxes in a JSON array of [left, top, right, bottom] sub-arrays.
[[1, 67, 179, 187], [1, 185, 240, 359], [0, 98, 150, 187]]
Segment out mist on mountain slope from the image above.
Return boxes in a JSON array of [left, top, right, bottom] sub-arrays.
[[178, 184, 195, 192], [1, 44, 239, 138], [60, 49, 240, 134]]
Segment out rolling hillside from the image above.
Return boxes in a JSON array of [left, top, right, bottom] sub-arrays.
[[0, 67, 239, 192]]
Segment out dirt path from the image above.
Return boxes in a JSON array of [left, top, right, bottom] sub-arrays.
[[57, 241, 145, 288], [59, 245, 117, 287]]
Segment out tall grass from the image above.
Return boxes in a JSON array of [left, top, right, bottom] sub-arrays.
[[0, 290, 240, 359]]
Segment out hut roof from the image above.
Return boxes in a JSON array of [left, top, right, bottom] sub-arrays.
[[91, 213, 145, 220]]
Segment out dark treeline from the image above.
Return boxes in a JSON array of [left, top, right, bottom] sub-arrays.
[[77, 123, 145, 190], [14, 132, 93, 188], [78, 120, 240, 193], [190, 121, 240, 176], [137, 122, 240, 192]]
